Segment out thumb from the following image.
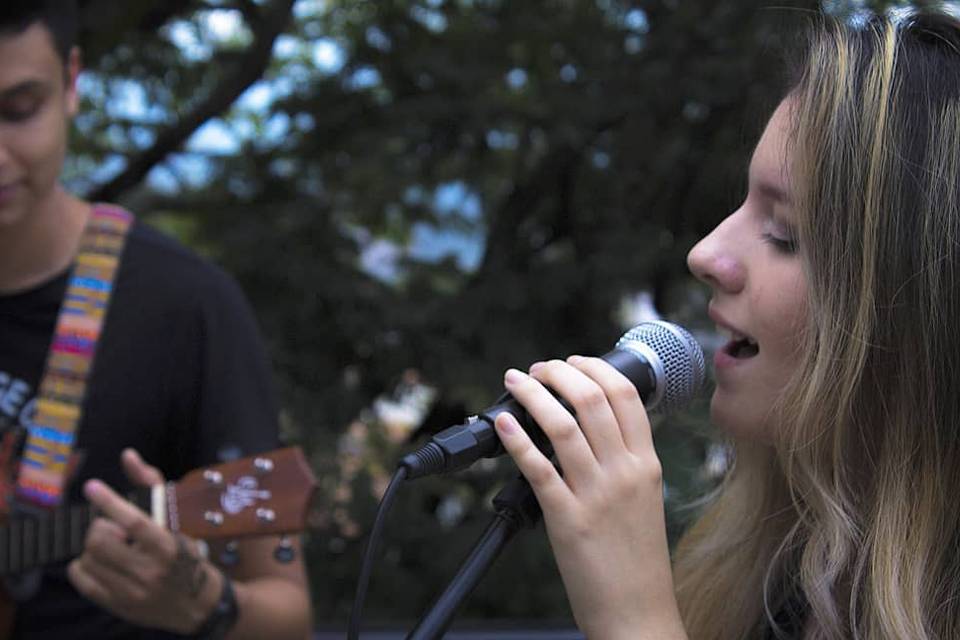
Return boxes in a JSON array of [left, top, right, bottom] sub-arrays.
[[121, 448, 165, 487]]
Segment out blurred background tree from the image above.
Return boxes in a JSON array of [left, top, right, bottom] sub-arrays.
[[69, 0, 919, 630]]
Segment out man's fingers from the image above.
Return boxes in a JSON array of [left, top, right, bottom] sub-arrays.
[[69, 556, 148, 608], [121, 448, 165, 487], [83, 480, 172, 557], [68, 559, 112, 606], [84, 480, 141, 529], [84, 517, 149, 578]]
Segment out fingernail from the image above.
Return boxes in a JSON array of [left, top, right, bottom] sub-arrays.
[[528, 361, 543, 373], [504, 368, 525, 384], [567, 355, 584, 364], [84, 479, 103, 497], [495, 414, 519, 435]]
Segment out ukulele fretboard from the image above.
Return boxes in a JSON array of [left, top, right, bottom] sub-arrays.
[[0, 490, 151, 576]]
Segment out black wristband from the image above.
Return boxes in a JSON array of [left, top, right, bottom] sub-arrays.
[[193, 571, 239, 640]]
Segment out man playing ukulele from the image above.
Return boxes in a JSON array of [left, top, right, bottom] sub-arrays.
[[0, 2, 312, 638]]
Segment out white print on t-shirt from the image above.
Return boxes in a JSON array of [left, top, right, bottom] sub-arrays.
[[221, 476, 272, 515], [0, 371, 36, 429]]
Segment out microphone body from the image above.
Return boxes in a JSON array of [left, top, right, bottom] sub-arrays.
[[401, 321, 704, 479]]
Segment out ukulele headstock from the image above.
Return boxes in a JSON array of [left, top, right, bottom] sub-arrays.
[[170, 447, 316, 540]]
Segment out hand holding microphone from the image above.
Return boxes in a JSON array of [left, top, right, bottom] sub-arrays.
[[401, 321, 704, 478], [482, 322, 702, 639], [352, 322, 704, 639]]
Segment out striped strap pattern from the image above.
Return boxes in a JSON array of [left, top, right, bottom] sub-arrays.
[[16, 205, 134, 508]]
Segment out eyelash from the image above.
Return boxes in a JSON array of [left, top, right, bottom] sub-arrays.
[[762, 231, 798, 254], [0, 102, 41, 123]]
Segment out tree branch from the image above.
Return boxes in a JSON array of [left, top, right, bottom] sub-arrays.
[[86, 0, 296, 204]]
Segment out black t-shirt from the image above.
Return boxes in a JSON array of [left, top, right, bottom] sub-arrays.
[[0, 219, 281, 639]]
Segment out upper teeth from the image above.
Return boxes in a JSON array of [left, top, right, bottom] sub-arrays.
[[723, 328, 756, 345]]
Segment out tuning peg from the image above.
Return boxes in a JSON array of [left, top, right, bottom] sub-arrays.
[[220, 541, 240, 567], [253, 457, 274, 474], [274, 535, 295, 563]]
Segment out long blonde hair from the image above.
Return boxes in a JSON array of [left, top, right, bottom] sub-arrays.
[[674, 10, 960, 639]]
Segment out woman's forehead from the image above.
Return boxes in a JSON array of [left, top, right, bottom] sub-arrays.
[[749, 101, 795, 196]]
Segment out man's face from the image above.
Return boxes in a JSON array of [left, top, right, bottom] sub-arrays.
[[0, 22, 79, 227]]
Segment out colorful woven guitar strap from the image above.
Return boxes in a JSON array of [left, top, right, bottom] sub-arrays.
[[16, 204, 134, 508]]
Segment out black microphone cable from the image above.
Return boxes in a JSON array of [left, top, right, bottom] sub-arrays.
[[347, 465, 408, 640], [345, 422, 481, 639]]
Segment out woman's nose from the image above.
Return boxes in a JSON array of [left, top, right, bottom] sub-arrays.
[[687, 216, 746, 294]]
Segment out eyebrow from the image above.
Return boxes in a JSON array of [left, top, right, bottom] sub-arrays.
[[756, 181, 792, 205], [747, 157, 792, 206]]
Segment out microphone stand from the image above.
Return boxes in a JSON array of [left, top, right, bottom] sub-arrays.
[[405, 474, 542, 640]]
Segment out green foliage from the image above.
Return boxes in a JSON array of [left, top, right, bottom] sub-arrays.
[[70, 0, 917, 628]]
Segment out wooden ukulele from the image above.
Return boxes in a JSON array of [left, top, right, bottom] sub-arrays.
[[0, 446, 317, 637]]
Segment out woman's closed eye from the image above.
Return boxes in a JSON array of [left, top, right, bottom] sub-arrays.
[[760, 216, 798, 254], [761, 230, 797, 253]]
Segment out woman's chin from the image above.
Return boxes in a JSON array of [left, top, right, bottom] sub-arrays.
[[709, 394, 771, 443]]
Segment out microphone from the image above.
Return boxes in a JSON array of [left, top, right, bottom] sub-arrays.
[[400, 320, 705, 479]]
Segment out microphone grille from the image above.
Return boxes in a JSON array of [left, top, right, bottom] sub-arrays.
[[616, 320, 705, 413]]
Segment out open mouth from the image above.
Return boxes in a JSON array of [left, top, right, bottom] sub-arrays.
[[722, 330, 759, 359]]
